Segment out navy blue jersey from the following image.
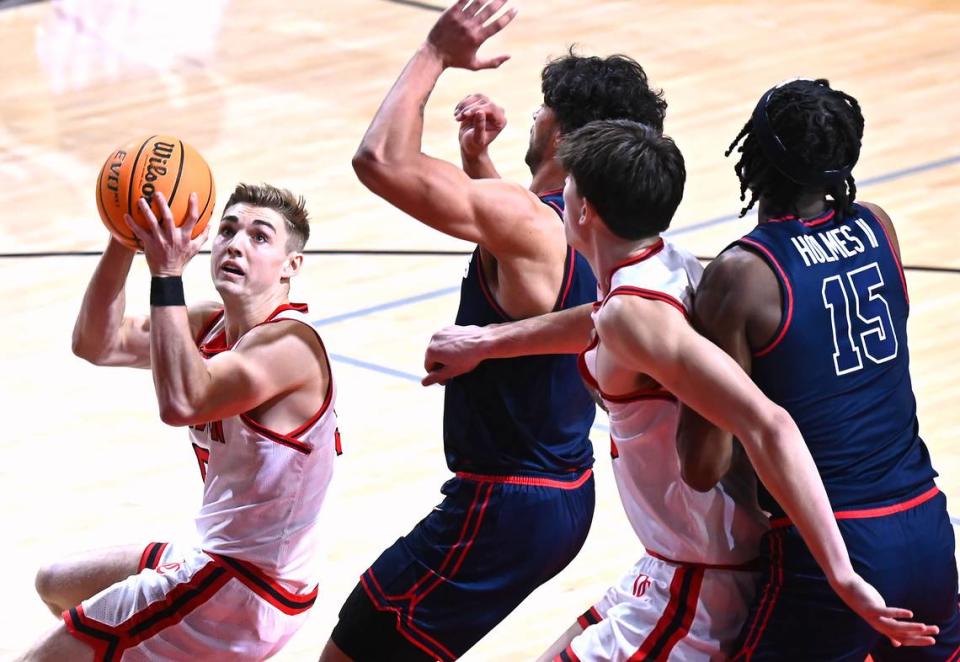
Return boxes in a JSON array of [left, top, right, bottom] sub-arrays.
[[443, 189, 596, 475], [731, 203, 937, 517]]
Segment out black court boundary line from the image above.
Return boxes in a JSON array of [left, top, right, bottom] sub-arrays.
[[1, 249, 958, 275], [384, 0, 445, 12]]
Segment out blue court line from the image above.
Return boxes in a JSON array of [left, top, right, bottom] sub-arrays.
[[665, 152, 960, 238], [312, 285, 460, 327]]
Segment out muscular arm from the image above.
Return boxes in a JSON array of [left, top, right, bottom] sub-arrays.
[[72, 237, 218, 368], [422, 303, 594, 385], [352, 44, 558, 258], [150, 315, 324, 427], [598, 297, 857, 586], [677, 249, 775, 490]]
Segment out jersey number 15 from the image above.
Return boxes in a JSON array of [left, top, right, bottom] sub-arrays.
[[821, 262, 899, 376]]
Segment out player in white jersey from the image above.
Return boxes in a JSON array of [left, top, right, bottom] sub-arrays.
[[422, 120, 933, 660], [19, 183, 338, 661]]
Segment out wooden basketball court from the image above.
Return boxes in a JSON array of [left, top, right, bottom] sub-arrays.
[[1, 0, 957, 658]]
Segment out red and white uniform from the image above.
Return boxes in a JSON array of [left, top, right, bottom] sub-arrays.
[[563, 240, 768, 662], [65, 303, 340, 661]]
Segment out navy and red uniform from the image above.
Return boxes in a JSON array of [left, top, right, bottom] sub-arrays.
[[332, 190, 597, 661], [728, 203, 959, 661]]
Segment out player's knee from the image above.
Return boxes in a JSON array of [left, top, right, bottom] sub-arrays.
[[34, 562, 67, 611]]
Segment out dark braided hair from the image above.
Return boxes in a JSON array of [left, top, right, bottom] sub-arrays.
[[725, 79, 864, 218]]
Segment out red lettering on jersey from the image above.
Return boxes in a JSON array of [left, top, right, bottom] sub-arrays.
[[210, 420, 225, 444], [334, 428, 342, 456], [633, 574, 651, 597]]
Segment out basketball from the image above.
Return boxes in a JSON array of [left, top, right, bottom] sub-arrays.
[[96, 135, 216, 250]]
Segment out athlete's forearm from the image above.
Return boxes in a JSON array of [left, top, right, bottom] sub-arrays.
[[461, 151, 501, 180], [744, 411, 855, 585], [354, 44, 445, 168], [487, 303, 594, 357], [149, 303, 211, 426], [72, 239, 136, 363]]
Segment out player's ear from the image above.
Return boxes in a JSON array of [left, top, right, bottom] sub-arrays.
[[281, 252, 303, 280], [581, 198, 597, 227]]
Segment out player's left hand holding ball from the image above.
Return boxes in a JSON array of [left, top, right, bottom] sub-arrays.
[[126, 191, 210, 277]]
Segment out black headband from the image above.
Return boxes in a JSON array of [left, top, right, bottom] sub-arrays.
[[750, 82, 855, 187]]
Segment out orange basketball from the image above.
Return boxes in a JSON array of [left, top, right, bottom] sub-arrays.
[[96, 135, 216, 251]]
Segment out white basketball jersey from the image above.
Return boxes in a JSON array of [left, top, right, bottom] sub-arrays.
[[188, 303, 338, 590], [580, 239, 768, 566]]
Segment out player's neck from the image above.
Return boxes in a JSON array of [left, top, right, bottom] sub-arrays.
[[758, 193, 828, 223], [221, 289, 290, 345], [591, 233, 663, 295], [528, 160, 565, 196]]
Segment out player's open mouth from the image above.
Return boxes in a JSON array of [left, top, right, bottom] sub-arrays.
[[221, 263, 245, 276]]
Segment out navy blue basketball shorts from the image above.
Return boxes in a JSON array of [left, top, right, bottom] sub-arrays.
[[732, 486, 960, 661], [331, 468, 595, 661]]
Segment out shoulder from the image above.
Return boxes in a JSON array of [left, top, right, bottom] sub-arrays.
[[696, 246, 776, 338], [856, 200, 902, 260], [239, 317, 325, 361]]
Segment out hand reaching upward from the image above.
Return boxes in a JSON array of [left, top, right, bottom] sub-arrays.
[[426, 0, 517, 71]]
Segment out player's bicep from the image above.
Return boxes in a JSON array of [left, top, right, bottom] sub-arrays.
[[359, 152, 548, 257], [599, 300, 769, 440], [194, 326, 316, 421]]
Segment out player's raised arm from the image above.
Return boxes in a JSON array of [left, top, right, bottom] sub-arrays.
[[351, 0, 560, 260], [456, 93, 506, 179], [595, 296, 938, 647], [72, 236, 218, 369]]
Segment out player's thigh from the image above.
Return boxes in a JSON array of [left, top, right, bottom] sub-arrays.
[[17, 622, 95, 662], [35, 543, 145, 605]]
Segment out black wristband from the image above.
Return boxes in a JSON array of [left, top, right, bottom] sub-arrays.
[[150, 276, 186, 306]]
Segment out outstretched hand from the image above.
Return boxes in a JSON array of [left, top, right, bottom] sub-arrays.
[[456, 93, 507, 159], [125, 191, 209, 277], [427, 0, 517, 71], [830, 572, 939, 647]]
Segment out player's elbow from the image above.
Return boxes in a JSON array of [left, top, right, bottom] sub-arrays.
[[352, 145, 390, 187], [71, 332, 108, 365], [751, 405, 796, 456], [158, 401, 195, 428]]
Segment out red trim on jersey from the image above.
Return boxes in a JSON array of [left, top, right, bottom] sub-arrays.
[[334, 427, 343, 456], [577, 335, 601, 392], [604, 285, 690, 322], [239, 415, 313, 454], [543, 198, 564, 216], [578, 332, 675, 404], [475, 249, 513, 321], [577, 605, 604, 629], [628, 564, 704, 661], [237, 319, 336, 455], [738, 238, 794, 357], [646, 548, 761, 572], [454, 468, 593, 490], [194, 309, 224, 347], [199, 303, 310, 356], [138, 542, 169, 572], [610, 436, 620, 459], [191, 443, 210, 481], [766, 209, 835, 228], [539, 186, 565, 198], [557, 644, 583, 662], [770, 485, 940, 528], [946, 643, 960, 662], [554, 247, 577, 310], [606, 238, 666, 287], [870, 211, 910, 305], [360, 483, 497, 661], [359, 574, 456, 662], [64, 561, 231, 661], [732, 531, 784, 660], [207, 552, 317, 615]]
